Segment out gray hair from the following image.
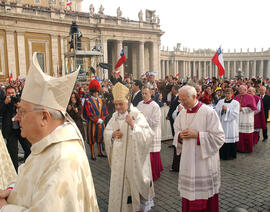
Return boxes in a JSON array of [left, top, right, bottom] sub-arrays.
[[31, 103, 65, 121], [179, 85, 197, 97]]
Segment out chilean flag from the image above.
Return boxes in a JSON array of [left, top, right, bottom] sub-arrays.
[[8, 72, 13, 84], [114, 49, 127, 70], [212, 47, 225, 77], [66, 0, 72, 6]]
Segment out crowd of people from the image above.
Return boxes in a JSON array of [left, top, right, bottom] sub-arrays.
[[0, 56, 270, 211]]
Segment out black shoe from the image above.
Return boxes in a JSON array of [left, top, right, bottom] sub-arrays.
[[91, 157, 96, 161], [98, 154, 107, 158], [263, 138, 268, 142]]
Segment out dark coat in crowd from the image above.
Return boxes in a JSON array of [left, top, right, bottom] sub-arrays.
[[132, 91, 143, 107]]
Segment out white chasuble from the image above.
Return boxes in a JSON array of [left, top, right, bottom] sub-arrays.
[[173, 104, 225, 200], [104, 106, 155, 212], [3, 123, 99, 212], [0, 131, 17, 190]]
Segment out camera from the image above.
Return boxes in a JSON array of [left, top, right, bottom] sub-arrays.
[[10, 95, 20, 105]]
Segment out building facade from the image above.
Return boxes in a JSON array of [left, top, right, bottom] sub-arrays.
[[161, 45, 270, 80], [0, 0, 163, 82], [0, 0, 269, 82]]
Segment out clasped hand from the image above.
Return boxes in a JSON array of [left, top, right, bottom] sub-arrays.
[[180, 129, 198, 139], [112, 129, 123, 139]]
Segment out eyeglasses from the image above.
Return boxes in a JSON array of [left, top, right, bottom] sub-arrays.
[[16, 108, 44, 118]]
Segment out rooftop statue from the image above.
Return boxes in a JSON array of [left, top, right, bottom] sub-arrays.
[[156, 15, 160, 24], [89, 4, 94, 16], [138, 10, 143, 22], [117, 7, 122, 18], [98, 5, 104, 16]]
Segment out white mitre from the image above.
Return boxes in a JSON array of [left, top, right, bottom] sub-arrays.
[[21, 52, 79, 113]]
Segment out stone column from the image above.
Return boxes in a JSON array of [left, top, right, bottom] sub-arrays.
[[102, 38, 108, 79], [17, 32, 26, 77], [227, 61, 230, 79], [260, 60, 264, 77], [183, 61, 186, 78], [253, 60, 256, 77], [240, 61, 243, 74], [60, 36, 66, 76], [6, 31, 16, 78], [139, 41, 144, 76], [246, 61, 250, 78], [193, 61, 196, 77], [166, 60, 169, 76], [174, 60, 178, 77], [162, 60, 165, 79], [188, 61, 191, 77], [51, 35, 58, 77], [267, 61, 270, 78], [209, 61, 212, 78], [203, 61, 206, 78], [233, 61, 236, 78], [116, 40, 123, 77], [198, 61, 201, 79]]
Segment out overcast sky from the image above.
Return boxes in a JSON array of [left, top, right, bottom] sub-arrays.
[[81, 0, 270, 52]]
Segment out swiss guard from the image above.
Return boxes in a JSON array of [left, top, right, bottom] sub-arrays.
[[83, 79, 108, 160]]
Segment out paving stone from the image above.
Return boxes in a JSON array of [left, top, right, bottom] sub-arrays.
[[16, 124, 270, 211]]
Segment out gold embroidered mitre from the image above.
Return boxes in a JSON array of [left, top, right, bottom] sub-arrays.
[[112, 82, 129, 101], [21, 52, 79, 113]]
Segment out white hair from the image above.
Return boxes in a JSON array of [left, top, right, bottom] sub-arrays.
[[179, 85, 197, 97], [31, 103, 65, 121], [239, 85, 247, 91]]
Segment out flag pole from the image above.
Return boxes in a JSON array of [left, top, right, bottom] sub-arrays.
[[120, 84, 133, 212]]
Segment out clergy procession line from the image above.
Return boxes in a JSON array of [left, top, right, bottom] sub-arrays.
[[0, 52, 270, 211]]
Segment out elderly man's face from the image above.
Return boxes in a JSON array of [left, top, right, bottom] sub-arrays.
[[239, 86, 247, 95], [178, 91, 196, 110], [247, 88, 255, 95], [114, 100, 129, 114], [14, 100, 42, 143], [259, 87, 266, 95]]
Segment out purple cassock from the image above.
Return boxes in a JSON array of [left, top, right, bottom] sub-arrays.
[[235, 93, 257, 153], [253, 95, 266, 145]]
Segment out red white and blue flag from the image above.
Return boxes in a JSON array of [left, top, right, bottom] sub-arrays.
[[114, 49, 127, 71], [66, 0, 72, 6], [8, 72, 13, 84], [212, 47, 225, 77]]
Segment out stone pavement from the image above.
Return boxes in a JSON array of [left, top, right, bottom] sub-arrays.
[[17, 126, 270, 212], [85, 129, 270, 212]]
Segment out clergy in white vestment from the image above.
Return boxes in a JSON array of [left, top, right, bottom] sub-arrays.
[[173, 85, 225, 212], [104, 82, 155, 212], [0, 131, 17, 191], [0, 53, 99, 212], [137, 86, 163, 181], [215, 88, 240, 160]]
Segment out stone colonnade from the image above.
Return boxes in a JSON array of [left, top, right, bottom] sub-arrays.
[[160, 52, 270, 79], [106, 40, 160, 79]]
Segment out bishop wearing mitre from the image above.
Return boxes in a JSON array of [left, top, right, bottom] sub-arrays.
[[104, 82, 155, 212], [0, 53, 99, 212]]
